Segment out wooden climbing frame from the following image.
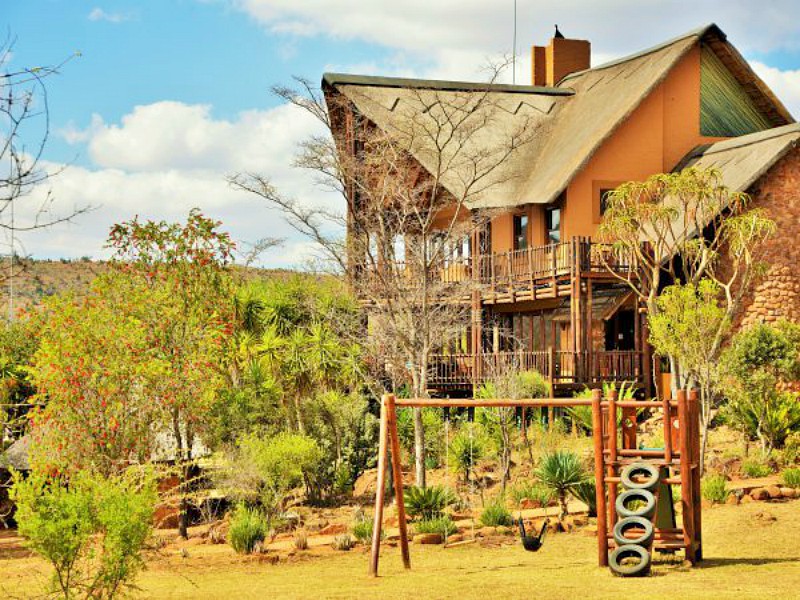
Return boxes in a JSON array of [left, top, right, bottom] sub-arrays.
[[369, 389, 702, 576]]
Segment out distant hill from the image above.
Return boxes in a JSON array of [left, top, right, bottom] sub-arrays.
[[0, 258, 303, 315]]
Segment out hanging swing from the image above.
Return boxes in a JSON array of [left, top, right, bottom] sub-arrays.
[[517, 517, 548, 552]]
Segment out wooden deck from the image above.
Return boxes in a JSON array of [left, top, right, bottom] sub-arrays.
[[427, 349, 644, 391]]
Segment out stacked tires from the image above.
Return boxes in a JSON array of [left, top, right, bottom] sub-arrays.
[[609, 462, 660, 577]]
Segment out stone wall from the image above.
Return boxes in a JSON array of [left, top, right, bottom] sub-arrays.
[[734, 145, 800, 329]]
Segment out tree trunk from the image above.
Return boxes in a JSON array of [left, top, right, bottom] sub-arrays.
[[413, 407, 426, 488]]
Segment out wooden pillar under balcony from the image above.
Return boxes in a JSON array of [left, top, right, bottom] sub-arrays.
[[586, 277, 593, 383], [471, 290, 482, 385]]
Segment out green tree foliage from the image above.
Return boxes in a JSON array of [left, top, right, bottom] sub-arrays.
[[648, 279, 730, 467], [11, 467, 156, 599], [221, 432, 322, 523], [720, 321, 800, 454], [0, 319, 38, 447]]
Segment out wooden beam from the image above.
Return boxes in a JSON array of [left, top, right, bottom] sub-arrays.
[[369, 396, 390, 576], [386, 395, 410, 570], [591, 388, 609, 567]]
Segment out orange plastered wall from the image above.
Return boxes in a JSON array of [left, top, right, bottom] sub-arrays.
[[564, 43, 725, 240]]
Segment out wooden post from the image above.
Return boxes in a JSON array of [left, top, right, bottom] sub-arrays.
[[591, 388, 608, 567], [386, 394, 411, 569], [642, 307, 652, 397], [586, 277, 593, 383], [607, 388, 619, 528], [689, 389, 702, 562], [369, 395, 390, 576], [677, 389, 696, 564]]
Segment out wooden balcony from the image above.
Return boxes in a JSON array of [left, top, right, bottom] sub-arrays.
[[427, 349, 644, 391], [358, 238, 633, 306]]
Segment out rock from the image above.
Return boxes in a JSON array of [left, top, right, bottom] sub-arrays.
[[725, 494, 740, 506], [306, 519, 329, 532], [446, 534, 464, 543], [766, 485, 783, 499], [477, 526, 496, 538], [560, 516, 576, 533], [780, 487, 797, 499], [701, 499, 714, 510], [319, 523, 348, 536], [753, 510, 777, 525], [750, 488, 770, 501], [414, 533, 443, 545], [582, 525, 598, 537], [572, 515, 588, 527], [741, 494, 755, 504], [520, 498, 542, 510], [495, 526, 512, 536]]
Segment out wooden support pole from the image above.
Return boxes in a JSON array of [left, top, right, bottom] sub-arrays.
[[386, 394, 411, 570], [677, 389, 696, 564], [607, 388, 619, 528], [689, 389, 702, 562], [662, 388, 674, 464], [591, 388, 608, 567], [369, 395, 390, 577]]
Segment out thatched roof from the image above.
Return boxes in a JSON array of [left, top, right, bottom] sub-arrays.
[[323, 24, 793, 210], [675, 123, 800, 192]]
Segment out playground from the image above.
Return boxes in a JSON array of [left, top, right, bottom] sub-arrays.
[[2, 499, 798, 599]]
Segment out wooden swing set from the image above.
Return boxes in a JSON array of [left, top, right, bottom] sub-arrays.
[[369, 388, 702, 576]]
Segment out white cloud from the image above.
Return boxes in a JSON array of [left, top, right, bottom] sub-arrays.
[[751, 61, 800, 118], [88, 8, 133, 23], [24, 101, 338, 267], [233, 0, 800, 80]]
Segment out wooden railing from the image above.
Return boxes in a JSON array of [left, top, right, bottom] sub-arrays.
[[359, 238, 633, 293], [427, 349, 643, 387]]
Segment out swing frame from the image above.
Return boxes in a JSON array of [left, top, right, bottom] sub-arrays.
[[369, 388, 702, 576]]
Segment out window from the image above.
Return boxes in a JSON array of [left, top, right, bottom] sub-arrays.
[[544, 206, 561, 244], [513, 214, 528, 250], [599, 188, 614, 217]]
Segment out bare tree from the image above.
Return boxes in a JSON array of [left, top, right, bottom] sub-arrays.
[[1, 38, 89, 320], [231, 64, 541, 486]]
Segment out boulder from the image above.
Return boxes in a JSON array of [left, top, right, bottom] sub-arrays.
[[477, 526, 496, 538], [414, 533, 443, 545], [725, 494, 740, 506], [495, 526, 513, 536], [750, 488, 770, 501], [780, 487, 797, 499], [520, 498, 542, 510], [766, 485, 783, 499], [446, 534, 464, 544], [740, 494, 755, 504], [319, 523, 348, 536]]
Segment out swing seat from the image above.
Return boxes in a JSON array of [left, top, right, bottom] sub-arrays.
[[518, 518, 547, 552]]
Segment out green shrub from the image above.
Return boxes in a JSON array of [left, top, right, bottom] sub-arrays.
[[448, 425, 487, 484], [11, 467, 156, 599], [351, 516, 381, 544], [701, 474, 730, 504], [571, 479, 597, 517], [509, 481, 553, 507], [782, 468, 800, 488], [414, 516, 458, 537], [403, 485, 456, 521], [479, 500, 512, 527], [228, 505, 269, 554], [535, 450, 588, 519], [397, 407, 446, 468], [223, 432, 322, 522], [332, 534, 354, 551], [741, 459, 773, 478]]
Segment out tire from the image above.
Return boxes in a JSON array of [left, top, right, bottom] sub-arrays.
[[613, 516, 654, 547], [615, 489, 656, 519], [609, 544, 652, 577], [620, 462, 660, 491]]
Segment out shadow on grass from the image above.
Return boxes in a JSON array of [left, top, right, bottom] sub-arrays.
[[697, 557, 800, 568]]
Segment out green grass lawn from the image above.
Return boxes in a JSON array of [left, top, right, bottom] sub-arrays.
[[2, 501, 799, 599]]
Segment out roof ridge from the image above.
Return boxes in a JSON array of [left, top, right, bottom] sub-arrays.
[[322, 73, 574, 96], [688, 123, 800, 158], [558, 23, 721, 85]]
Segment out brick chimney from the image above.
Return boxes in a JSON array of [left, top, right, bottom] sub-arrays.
[[531, 27, 590, 87]]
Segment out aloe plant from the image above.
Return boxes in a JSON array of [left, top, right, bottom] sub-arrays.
[[535, 450, 588, 520], [403, 485, 456, 521]]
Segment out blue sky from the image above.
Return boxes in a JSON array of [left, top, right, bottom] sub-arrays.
[[4, 1, 800, 267]]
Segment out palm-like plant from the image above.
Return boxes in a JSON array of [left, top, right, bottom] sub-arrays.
[[535, 450, 588, 520], [403, 485, 456, 521]]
